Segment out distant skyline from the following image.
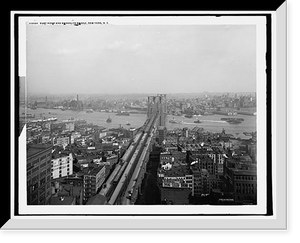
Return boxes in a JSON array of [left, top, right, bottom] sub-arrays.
[[26, 24, 256, 95]]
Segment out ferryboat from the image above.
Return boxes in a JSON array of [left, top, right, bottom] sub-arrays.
[[226, 119, 242, 124], [184, 114, 193, 118], [116, 111, 130, 116], [106, 116, 112, 123], [169, 117, 180, 124], [194, 118, 202, 123], [221, 117, 244, 121], [86, 109, 93, 113]]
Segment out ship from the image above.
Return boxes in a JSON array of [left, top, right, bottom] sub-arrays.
[[86, 109, 93, 113], [226, 119, 242, 124], [116, 111, 130, 116], [106, 116, 112, 123], [221, 117, 244, 123], [221, 117, 229, 121], [184, 114, 193, 118], [194, 119, 202, 123], [169, 117, 180, 124]]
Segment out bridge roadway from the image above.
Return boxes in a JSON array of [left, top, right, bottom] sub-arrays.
[[122, 126, 156, 205], [99, 112, 159, 205]]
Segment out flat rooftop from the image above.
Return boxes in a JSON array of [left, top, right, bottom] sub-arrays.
[[27, 144, 52, 159]]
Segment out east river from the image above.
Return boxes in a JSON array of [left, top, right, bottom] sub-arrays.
[[21, 107, 256, 139]]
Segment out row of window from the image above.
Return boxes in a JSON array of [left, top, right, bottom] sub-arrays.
[[29, 153, 51, 168], [236, 188, 255, 194], [236, 183, 255, 187], [235, 176, 256, 181], [51, 164, 70, 171]]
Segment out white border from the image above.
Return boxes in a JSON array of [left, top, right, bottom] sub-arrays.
[[3, 3, 286, 229]]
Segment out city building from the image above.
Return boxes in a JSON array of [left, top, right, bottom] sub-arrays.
[[160, 151, 186, 165], [189, 166, 220, 197], [223, 159, 257, 204], [55, 135, 70, 147], [50, 196, 76, 205], [85, 194, 107, 205], [157, 161, 192, 204], [83, 165, 106, 203], [27, 144, 53, 205], [51, 152, 73, 179], [157, 126, 167, 144]]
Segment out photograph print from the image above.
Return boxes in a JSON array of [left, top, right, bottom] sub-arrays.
[[18, 14, 269, 215]]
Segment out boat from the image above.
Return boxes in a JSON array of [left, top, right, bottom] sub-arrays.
[[116, 111, 130, 116], [221, 117, 244, 123], [86, 109, 93, 113], [226, 119, 242, 124], [126, 122, 131, 126], [194, 119, 202, 123], [169, 117, 180, 124], [106, 116, 112, 123], [184, 114, 193, 118]]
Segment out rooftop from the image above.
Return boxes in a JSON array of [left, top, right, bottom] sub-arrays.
[[50, 196, 75, 205], [85, 165, 105, 176], [85, 194, 107, 205], [27, 144, 52, 159], [162, 163, 189, 178]]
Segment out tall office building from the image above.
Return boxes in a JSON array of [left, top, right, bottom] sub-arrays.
[[27, 144, 53, 205]]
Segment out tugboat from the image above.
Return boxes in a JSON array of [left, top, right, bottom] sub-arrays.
[[194, 118, 202, 123], [86, 109, 93, 113], [169, 117, 180, 124], [116, 111, 130, 116], [106, 116, 112, 123], [226, 119, 242, 124], [184, 114, 193, 118]]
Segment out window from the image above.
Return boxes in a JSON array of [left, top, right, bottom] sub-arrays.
[[32, 158, 39, 165], [32, 166, 39, 173]]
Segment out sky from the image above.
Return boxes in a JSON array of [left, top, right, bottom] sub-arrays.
[[26, 24, 256, 95]]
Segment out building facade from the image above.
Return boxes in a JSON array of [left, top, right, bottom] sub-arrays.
[[27, 144, 53, 205], [83, 166, 106, 203], [223, 159, 257, 204], [51, 152, 73, 179], [157, 126, 167, 144]]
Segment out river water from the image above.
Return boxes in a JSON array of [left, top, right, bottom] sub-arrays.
[[21, 107, 256, 138]]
